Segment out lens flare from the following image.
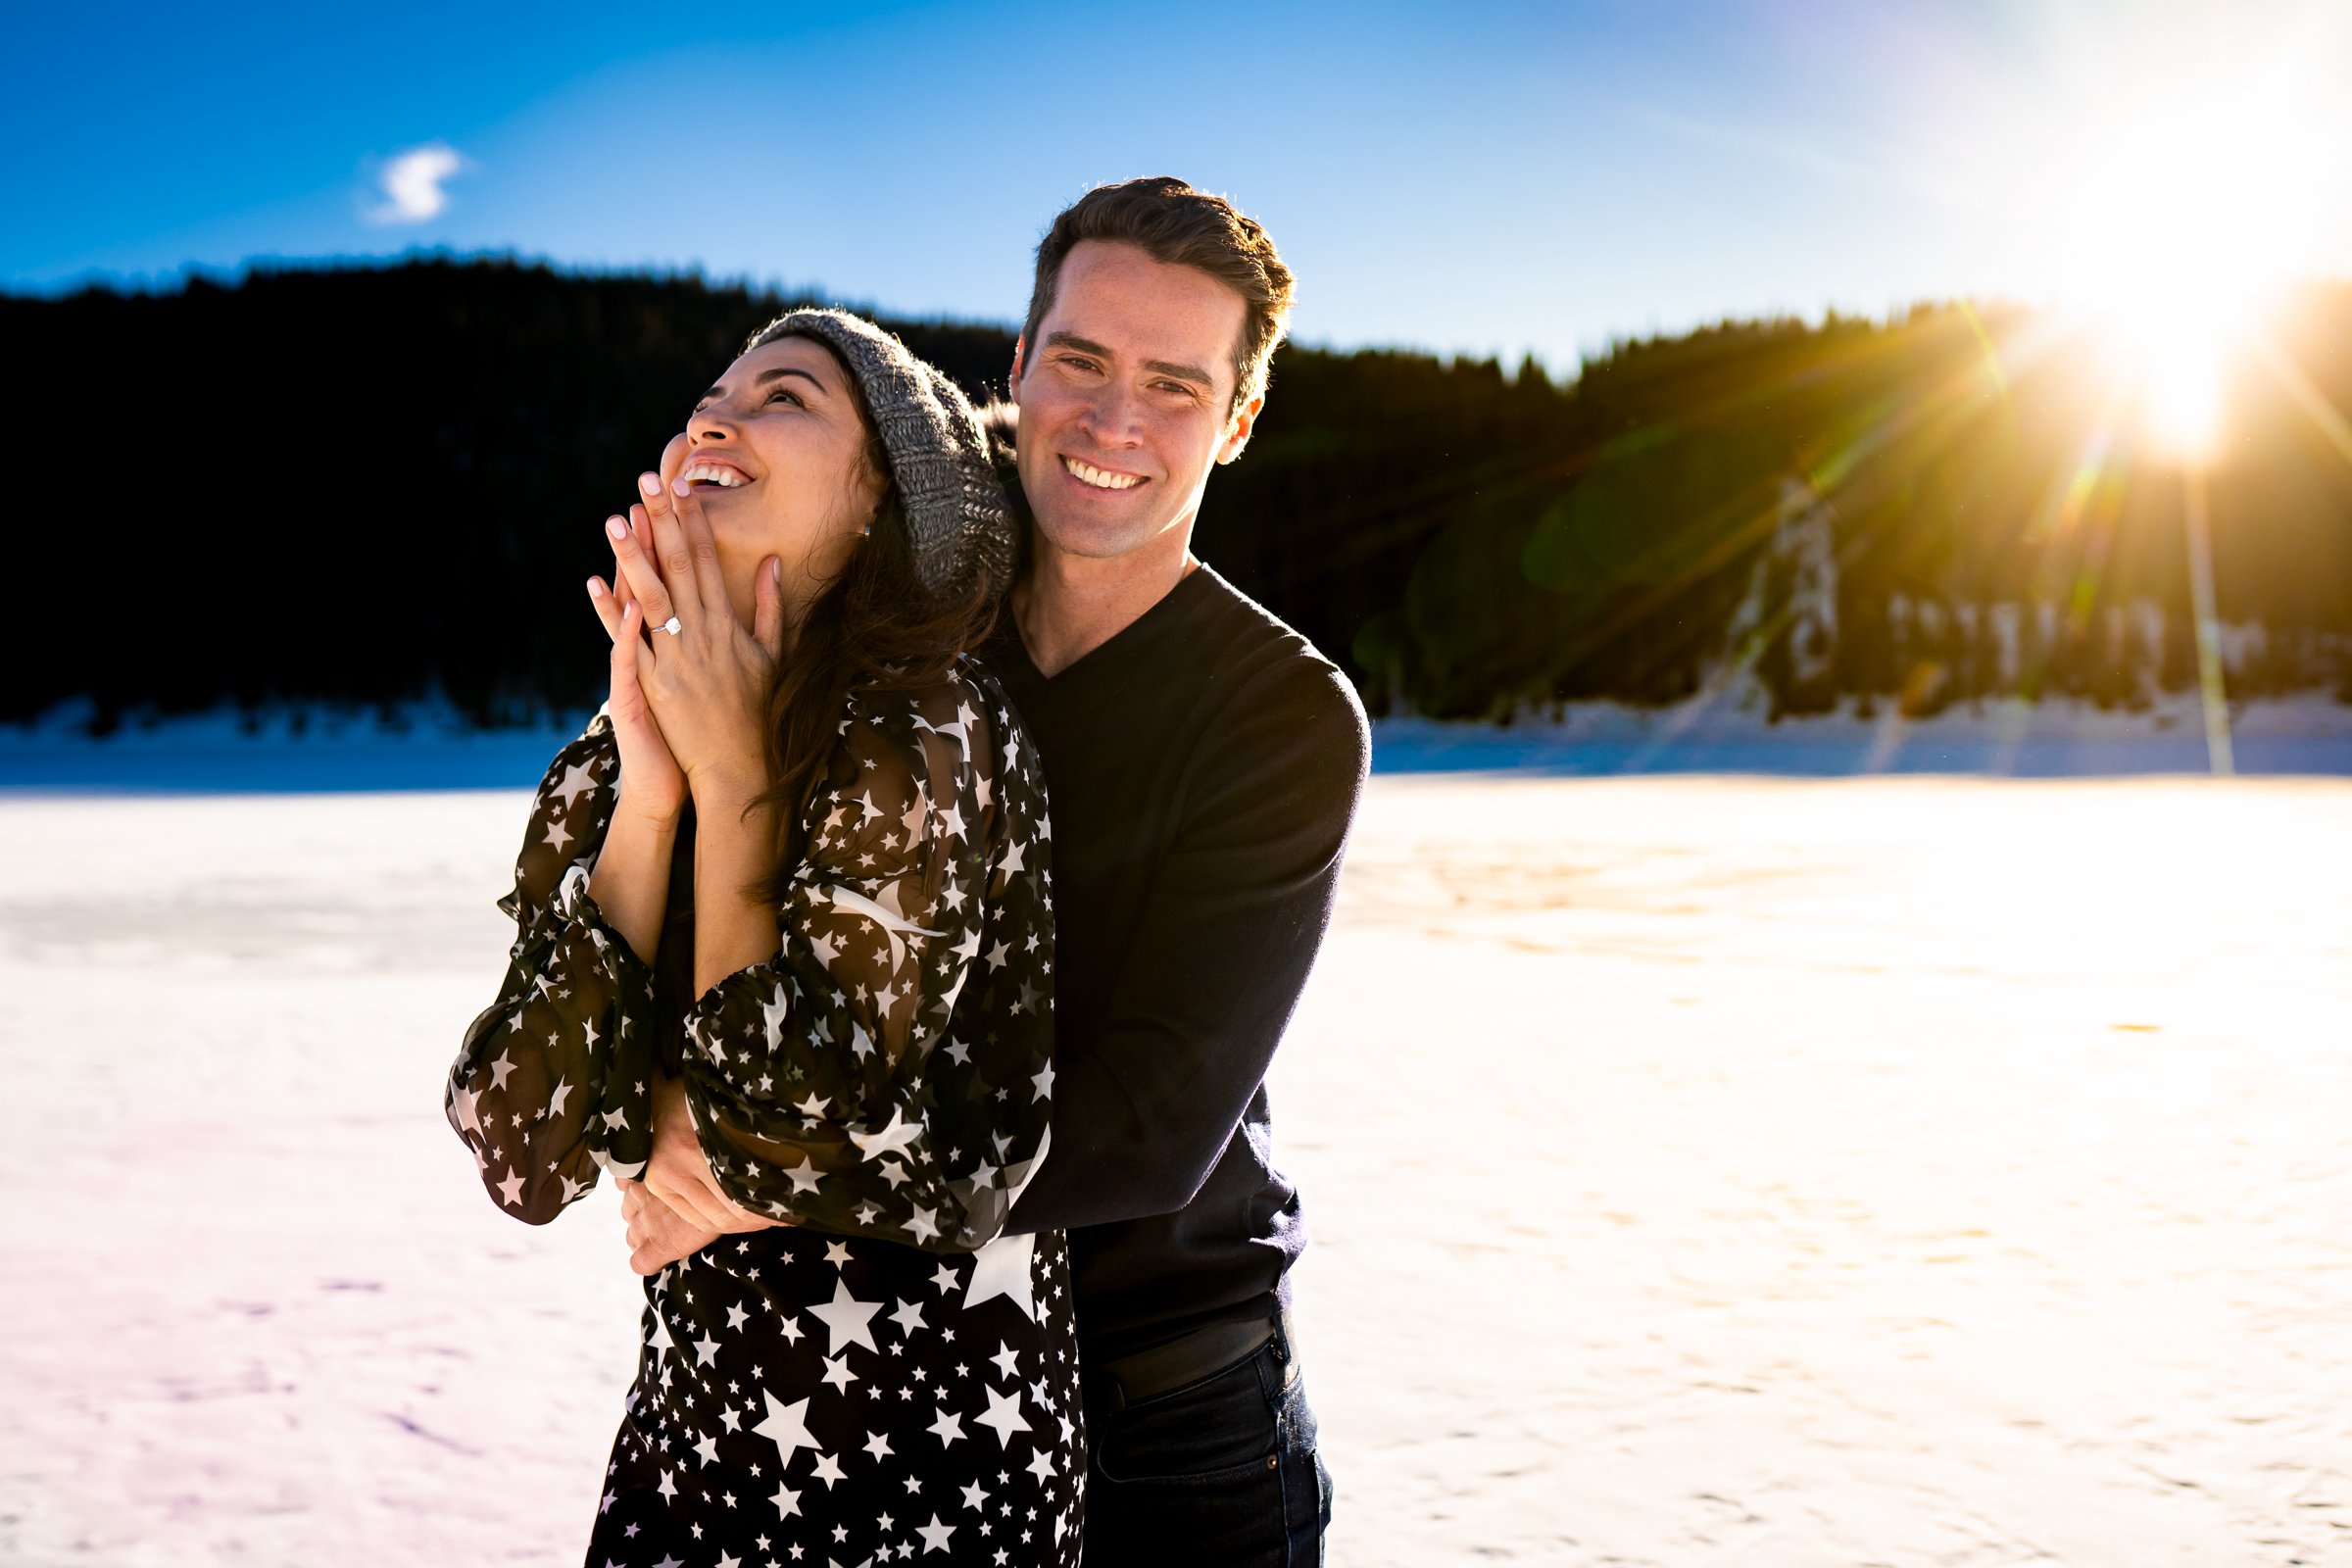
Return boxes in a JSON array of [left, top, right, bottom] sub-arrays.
[[1958, 7, 2350, 465]]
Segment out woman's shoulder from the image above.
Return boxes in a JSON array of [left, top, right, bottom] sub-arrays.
[[848, 661, 1028, 763], [834, 662, 1044, 832], [525, 709, 619, 806]]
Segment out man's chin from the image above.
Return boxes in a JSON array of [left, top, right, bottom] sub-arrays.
[[1030, 510, 1174, 564]]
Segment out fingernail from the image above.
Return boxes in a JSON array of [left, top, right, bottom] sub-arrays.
[[671, 477, 692, 498], [622, 601, 638, 622], [588, 578, 606, 598], [767, 558, 782, 585], [606, 517, 627, 542], [638, 472, 661, 496]]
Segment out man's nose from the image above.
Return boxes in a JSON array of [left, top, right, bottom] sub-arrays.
[[1080, 382, 1145, 447]]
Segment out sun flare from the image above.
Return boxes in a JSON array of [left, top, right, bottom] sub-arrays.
[[1969, 6, 2352, 463], [2048, 84, 2317, 461]]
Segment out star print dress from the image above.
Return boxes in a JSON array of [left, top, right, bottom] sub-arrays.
[[444, 661, 1082, 1568]]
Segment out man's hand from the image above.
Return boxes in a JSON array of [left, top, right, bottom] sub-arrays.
[[642, 1073, 786, 1234], [616, 1177, 721, 1275]]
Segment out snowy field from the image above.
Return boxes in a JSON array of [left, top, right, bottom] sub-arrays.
[[3, 737, 2350, 1564]]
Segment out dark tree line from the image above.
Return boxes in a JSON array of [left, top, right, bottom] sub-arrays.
[[7, 256, 2349, 730]]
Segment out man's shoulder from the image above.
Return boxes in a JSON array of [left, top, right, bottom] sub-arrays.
[[1183, 563, 1313, 656], [1186, 567, 1366, 728], [1167, 568, 1370, 797]]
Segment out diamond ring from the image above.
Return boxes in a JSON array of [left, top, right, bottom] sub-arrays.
[[658, 615, 682, 637]]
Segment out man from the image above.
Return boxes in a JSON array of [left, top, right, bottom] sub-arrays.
[[989, 177, 1368, 1565], [626, 177, 1367, 1563]]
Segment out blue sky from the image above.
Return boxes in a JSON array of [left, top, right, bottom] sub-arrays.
[[7, 0, 2348, 370]]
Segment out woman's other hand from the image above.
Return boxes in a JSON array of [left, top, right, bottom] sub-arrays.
[[614, 1176, 722, 1276], [604, 465, 785, 804], [587, 514, 688, 824]]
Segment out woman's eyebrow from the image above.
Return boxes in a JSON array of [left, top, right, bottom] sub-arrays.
[[695, 366, 828, 406], [755, 366, 828, 394]]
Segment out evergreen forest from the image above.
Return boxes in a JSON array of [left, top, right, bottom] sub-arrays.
[[9, 256, 2350, 730]]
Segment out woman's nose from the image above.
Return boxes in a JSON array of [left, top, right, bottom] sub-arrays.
[[688, 405, 739, 442]]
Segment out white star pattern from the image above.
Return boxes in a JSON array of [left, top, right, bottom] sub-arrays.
[[929, 1405, 966, 1447], [850, 1108, 924, 1164], [446, 681, 1079, 1562], [808, 1279, 884, 1357], [752, 1391, 819, 1467], [963, 1234, 1039, 1324], [973, 1386, 1033, 1449]]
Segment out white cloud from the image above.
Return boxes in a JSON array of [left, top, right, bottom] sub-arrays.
[[367, 143, 467, 225]]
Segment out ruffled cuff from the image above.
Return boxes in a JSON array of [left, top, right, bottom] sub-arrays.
[[536, 861, 658, 1180], [678, 961, 997, 1250]]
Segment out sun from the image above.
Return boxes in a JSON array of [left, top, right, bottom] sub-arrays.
[[1969, 5, 2351, 463], [2047, 78, 2318, 461], [2066, 117, 2300, 461]]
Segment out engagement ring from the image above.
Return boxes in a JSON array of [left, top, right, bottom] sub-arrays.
[[658, 615, 682, 636]]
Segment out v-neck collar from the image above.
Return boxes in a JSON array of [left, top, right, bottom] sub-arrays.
[[996, 564, 1225, 715]]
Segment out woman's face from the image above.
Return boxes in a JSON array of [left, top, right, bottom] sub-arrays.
[[670, 335, 884, 628]]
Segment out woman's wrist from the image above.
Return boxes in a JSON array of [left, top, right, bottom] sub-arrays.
[[613, 781, 686, 831], [686, 751, 771, 813]]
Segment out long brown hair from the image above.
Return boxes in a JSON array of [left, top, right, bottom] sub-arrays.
[[747, 330, 1001, 900], [645, 333, 1006, 1072]]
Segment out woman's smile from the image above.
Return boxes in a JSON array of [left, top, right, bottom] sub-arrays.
[[678, 454, 756, 491]]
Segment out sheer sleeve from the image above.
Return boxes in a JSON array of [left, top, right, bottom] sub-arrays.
[[442, 713, 661, 1224], [679, 665, 1054, 1253]]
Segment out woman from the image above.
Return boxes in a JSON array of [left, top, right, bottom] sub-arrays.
[[442, 310, 1081, 1567]]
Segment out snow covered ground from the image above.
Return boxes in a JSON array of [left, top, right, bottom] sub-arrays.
[[3, 755, 2349, 1564]]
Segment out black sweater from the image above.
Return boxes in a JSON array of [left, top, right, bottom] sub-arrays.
[[997, 564, 1370, 1359]]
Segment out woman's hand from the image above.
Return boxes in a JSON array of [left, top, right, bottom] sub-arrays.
[[585, 440, 696, 823], [585, 583, 686, 824], [614, 1176, 722, 1276], [604, 464, 786, 805]]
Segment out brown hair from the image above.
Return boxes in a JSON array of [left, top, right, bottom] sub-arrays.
[[647, 328, 1000, 1069], [1022, 176, 1296, 417], [743, 327, 998, 896]]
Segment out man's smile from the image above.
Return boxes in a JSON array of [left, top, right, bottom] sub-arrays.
[[1060, 454, 1148, 491]]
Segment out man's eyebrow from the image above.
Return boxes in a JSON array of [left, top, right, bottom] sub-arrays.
[[1045, 330, 1115, 360], [696, 365, 828, 404], [1143, 358, 1216, 389], [1045, 330, 1215, 389]]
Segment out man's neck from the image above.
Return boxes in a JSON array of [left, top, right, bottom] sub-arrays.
[[1011, 525, 1200, 678]]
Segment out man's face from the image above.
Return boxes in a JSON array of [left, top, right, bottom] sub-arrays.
[[1012, 239, 1261, 564]]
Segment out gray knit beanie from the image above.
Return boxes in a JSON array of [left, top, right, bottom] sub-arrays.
[[747, 309, 1017, 603]]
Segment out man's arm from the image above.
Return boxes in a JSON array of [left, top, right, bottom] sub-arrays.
[[1009, 658, 1369, 1231]]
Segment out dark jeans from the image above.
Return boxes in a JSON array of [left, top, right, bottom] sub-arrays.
[[1081, 1314, 1332, 1566]]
